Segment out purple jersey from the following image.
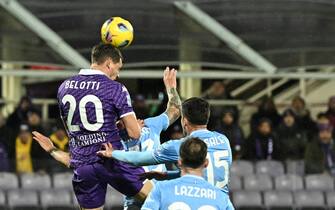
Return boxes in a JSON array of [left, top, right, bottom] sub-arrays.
[[58, 69, 133, 168]]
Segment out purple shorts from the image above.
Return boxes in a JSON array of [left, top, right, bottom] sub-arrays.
[[72, 159, 144, 209]]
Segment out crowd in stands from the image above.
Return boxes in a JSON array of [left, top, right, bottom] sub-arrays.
[[0, 96, 69, 173], [0, 81, 334, 177]]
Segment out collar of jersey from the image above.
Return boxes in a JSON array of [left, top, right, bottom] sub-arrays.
[[79, 69, 107, 76], [183, 174, 205, 180], [190, 129, 209, 136]]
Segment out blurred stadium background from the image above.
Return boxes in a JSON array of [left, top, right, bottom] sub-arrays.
[[1, 0, 335, 209]]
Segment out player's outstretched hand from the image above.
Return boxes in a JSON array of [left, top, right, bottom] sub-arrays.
[[140, 171, 168, 181], [96, 143, 114, 158], [163, 67, 177, 89], [32, 131, 55, 153]]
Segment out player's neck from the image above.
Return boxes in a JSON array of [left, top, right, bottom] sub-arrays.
[[186, 125, 207, 135], [181, 167, 203, 177], [90, 64, 110, 77]]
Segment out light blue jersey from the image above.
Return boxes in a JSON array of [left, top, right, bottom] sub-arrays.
[[122, 113, 169, 173], [112, 129, 234, 209], [121, 113, 169, 209], [152, 129, 232, 194], [142, 174, 229, 210]]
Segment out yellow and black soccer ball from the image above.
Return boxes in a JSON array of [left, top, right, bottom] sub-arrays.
[[101, 17, 134, 48]]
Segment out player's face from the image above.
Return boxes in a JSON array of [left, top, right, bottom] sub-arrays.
[[181, 115, 189, 136], [283, 115, 294, 127]]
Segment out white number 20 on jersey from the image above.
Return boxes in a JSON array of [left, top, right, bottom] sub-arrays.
[[62, 94, 104, 132]]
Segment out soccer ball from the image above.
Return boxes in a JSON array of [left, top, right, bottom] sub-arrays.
[[101, 17, 134, 48]]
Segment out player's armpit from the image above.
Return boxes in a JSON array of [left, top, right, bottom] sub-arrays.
[[121, 113, 141, 139]]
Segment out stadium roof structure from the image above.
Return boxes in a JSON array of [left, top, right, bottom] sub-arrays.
[[1, 0, 335, 70]]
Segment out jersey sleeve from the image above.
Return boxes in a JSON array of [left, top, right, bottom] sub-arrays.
[[114, 84, 134, 118], [152, 139, 181, 163], [144, 113, 169, 133], [141, 183, 161, 210], [112, 150, 158, 166]]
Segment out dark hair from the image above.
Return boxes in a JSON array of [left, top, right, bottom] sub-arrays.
[[91, 43, 123, 64], [179, 137, 207, 168], [317, 112, 328, 120], [258, 117, 272, 127], [182, 97, 210, 125], [282, 109, 296, 118]]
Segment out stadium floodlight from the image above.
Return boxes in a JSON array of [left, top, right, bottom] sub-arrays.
[[174, 1, 277, 74], [0, 0, 90, 68]]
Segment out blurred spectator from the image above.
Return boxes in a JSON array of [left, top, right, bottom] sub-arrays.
[[27, 110, 44, 132], [290, 96, 315, 133], [15, 124, 34, 173], [170, 125, 184, 139], [0, 142, 9, 172], [326, 96, 335, 128], [0, 112, 12, 171], [133, 94, 150, 119], [250, 97, 281, 130], [305, 123, 335, 175], [276, 109, 307, 160], [318, 112, 330, 125], [216, 108, 244, 160], [202, 81, 236, 130], [243, 118, 281, 160], [7, 96, 35, 130], [50, 122, 69, 152], [15, 124, 50, 173]]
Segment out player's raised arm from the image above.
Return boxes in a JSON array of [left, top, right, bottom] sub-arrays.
[[164, 67, 181, 125], [32, 131, 71, 168]]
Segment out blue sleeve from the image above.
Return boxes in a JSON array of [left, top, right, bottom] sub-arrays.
[[112, 150, 158, 166], [144, 113, 169, 134], [152, 140, 181, 163], [141, 183, 161, 210], [166, 170, 181, 180]]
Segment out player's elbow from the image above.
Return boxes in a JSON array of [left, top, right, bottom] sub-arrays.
[[127, 129, 141, 139]]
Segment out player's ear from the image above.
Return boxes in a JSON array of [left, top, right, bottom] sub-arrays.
[[203, 158, 209, 168], [177, 159, 182, 168]]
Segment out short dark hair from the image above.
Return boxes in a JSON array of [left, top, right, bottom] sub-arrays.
[[182, 97, 210, 125], [179, 137, 207, 168], [91, 43, 123, 64], [317, 112, 328, 120]]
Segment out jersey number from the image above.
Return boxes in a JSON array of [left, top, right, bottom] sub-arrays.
[[206, 150, 229, 188], [168, 202, 217, 210], [62, 94, 104, 132]]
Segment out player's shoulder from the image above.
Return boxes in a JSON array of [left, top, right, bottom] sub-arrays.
[[157, 177, 180, 188], [163, 138, 185, 148], [211, 131, 230, 142]]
